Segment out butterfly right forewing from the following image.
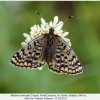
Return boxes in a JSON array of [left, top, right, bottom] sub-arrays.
[[10, 34, 47, 68]]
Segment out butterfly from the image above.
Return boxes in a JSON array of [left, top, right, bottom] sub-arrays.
[[10, 27, 83, 75]]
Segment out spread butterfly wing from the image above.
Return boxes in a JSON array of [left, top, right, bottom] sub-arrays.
[[10, 34, 47, 68], [48, 36, 83, 75]]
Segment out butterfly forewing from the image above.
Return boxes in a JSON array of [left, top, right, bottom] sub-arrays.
[[10, 34, 47, 68], [48, 36, 83, 75]]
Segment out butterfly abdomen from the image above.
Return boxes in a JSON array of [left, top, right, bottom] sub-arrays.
[[45, 43, 53, 61], [44, 34, 54, 61]]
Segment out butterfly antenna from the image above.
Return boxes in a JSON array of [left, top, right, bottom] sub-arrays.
[[36, 11, 43, 18], [63, 16, 73, 23], [54, 15, 73, 29]]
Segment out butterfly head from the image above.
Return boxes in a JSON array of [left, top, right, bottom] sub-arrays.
[[49, 27, 55, 34]]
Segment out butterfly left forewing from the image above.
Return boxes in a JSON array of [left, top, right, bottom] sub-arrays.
[[10, 34, 47, 68], [48, 36, 83, 75]]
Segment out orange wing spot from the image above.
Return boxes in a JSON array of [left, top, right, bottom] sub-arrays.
[[48, 61, 53, 66], [65, 67, 68, 72], [14, 60, 17, 63], [72, 61, 74, 65], [23, 56, 26, 59], [69, 69, 73, 73], [19, 51, 23, 55], [20, 63, 23, 66], [16, 62, 19, 65], [50, 65, 55, 70], [73, 58, 76, 63], [24, 62, 28, 66], [72, 70, 75, 73], [60, 67, 65, 71], [75, 68, 79, 72], [41, 61, 45, 65], [28, 63, 31, 66]]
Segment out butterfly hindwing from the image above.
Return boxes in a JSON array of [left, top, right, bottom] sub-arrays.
[[48, 36, 83, 75], [10, 34, 47, 68]]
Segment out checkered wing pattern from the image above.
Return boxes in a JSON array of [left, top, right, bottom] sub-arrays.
[[48, 36, 83, 75], [10, 34, 46, 68]]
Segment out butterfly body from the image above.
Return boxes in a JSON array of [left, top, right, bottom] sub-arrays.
[[10, 27, 83, 75], [44, 28, 57, 61]]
